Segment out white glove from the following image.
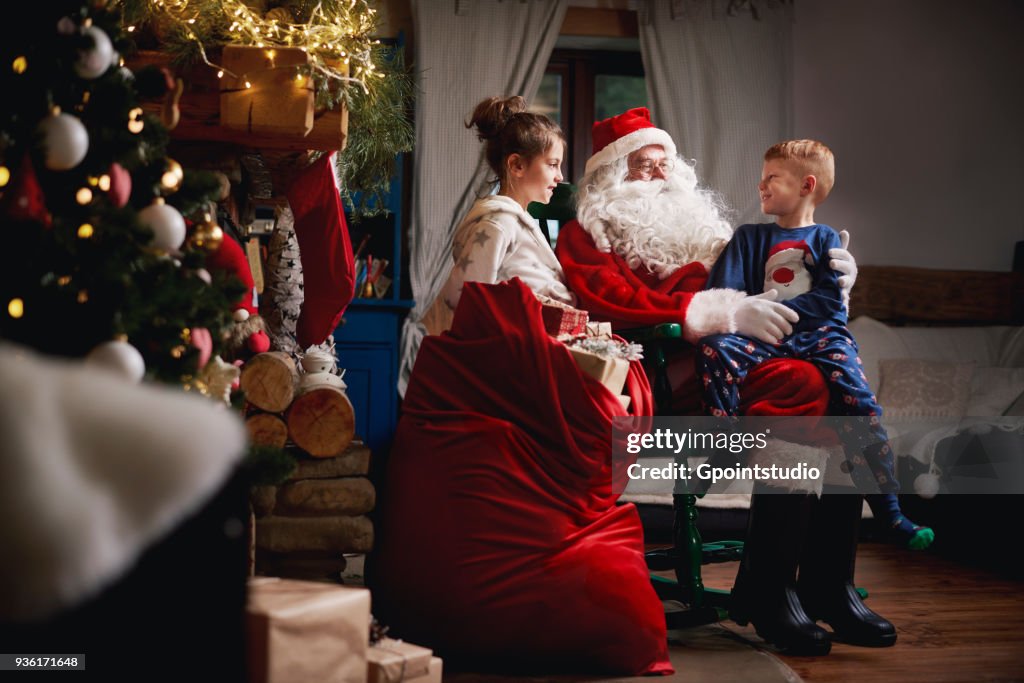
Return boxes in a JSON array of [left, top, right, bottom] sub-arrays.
[[829, 230, 858, 310], [732, 290, 799, 344]]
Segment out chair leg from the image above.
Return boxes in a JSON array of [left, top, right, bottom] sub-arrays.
[[651, 344, 673, 414], [672, 493, 704, 608]]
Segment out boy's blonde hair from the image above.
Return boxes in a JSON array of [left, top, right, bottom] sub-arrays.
[[765, 139, 835, 202]]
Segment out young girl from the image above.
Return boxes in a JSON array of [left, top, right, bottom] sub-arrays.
[[425, 96, 573, 334]]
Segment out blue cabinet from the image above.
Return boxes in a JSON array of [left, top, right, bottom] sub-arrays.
[[333, 153, 412, 453], [333, 302, 412, 452]]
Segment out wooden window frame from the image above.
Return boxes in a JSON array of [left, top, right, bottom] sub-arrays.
[[545, 49, 645, 182]]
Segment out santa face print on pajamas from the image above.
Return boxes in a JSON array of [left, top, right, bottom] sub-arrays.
[[763, 239, 814, 302]]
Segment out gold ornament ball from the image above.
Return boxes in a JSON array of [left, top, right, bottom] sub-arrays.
[[189, 221, 224, 252], [161, 158, 184, 194]]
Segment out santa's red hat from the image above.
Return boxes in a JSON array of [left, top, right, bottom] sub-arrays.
[[205, 235, 257, 316], [585, 107, 677, 177], [765, 240, 814, 269], [203, 234, 270, 355]]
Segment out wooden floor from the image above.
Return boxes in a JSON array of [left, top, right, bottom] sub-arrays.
[[697, 543, 1024, 683]]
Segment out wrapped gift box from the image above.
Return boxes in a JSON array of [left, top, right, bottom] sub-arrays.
[[366, 638, 439, 683], [247, 577, 370, 683], [221, 46, 314, 136], [585, 321, 614, 339], [567, 346, 630, 396], [540, 299, 589, 337]]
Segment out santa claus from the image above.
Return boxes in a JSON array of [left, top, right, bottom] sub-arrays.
[[557, 108, 895, 656]]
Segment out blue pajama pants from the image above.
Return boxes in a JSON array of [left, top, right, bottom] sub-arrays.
[[696, 326, 899, 495]]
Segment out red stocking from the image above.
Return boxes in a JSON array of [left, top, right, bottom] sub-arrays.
[[284, 153, 355, 348]]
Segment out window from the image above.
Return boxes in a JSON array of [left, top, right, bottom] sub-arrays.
[[530, 50, 647, 182]]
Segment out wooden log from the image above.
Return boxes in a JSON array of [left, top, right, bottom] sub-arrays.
[[287, 383, 355, 458], [240, 352, 298, 412], [245, 412, 289, 448]]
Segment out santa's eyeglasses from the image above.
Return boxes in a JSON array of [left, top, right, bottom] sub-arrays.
[[628, 159, 675, 177]]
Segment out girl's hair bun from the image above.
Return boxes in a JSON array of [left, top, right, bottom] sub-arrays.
[[467, 95, 527, 141]]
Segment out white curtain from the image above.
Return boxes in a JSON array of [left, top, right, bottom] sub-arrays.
[[399, 0, 568, 395], [637, 0, 794, 225]]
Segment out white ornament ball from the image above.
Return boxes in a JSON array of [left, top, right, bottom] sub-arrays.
[[139, 201, 186, 252], [196, 268, 212, 284], [86, 340, 146, 382], [913, 473, 940, 499], [74, 25, 114, 79], [36, 112, 89, 171]]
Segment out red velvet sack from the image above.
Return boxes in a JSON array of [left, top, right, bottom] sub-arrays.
[[371, 280, 672, 676]]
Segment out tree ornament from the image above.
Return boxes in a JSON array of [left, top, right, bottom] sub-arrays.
[[160, 158, 184, 194], [139, 197, 185, 252], [187, 214, 224, 253], [199, 355, 241, 405], [56, 16, 77, 35], [107, 162, 131, 208], [36, 108, 88, 171], [86, 339, 146, 382], [74, 25, 114, 80], [162, 77, 184, 131], [0, 154, 51, 226], [189, 327, 213, 369]]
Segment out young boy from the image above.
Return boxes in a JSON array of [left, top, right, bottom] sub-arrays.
[[697, 140, 933, 550]]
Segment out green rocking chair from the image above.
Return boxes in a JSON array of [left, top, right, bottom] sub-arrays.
[[529, 183, 743, 628]]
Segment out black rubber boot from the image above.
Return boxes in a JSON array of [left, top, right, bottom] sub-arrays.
[[730, 488, 831, 656], [797, 491, 897, 647]]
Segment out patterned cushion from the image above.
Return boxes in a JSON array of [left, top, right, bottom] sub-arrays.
[[877, 359, 975, 419]]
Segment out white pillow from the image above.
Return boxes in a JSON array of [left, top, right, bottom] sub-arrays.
[[847, 316, 908, 392], [967, 367, 1024, 417]]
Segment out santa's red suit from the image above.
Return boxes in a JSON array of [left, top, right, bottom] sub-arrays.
[[554, 108, 895, 658], [557, 219, 829, 417]]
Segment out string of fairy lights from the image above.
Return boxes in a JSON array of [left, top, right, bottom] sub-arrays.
[[127, 0, 385, 93]]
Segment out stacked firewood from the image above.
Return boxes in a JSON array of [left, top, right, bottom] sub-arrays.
[[241, 350, 355, 458], [242, 349, 373, 583]]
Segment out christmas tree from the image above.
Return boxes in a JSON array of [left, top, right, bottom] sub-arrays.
[[0, 1, 242, 386]]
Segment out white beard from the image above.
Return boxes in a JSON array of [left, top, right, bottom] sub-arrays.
[[576, 156, 734, 278]]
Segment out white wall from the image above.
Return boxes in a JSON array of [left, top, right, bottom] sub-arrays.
[[792, 0, 1024, 270]]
